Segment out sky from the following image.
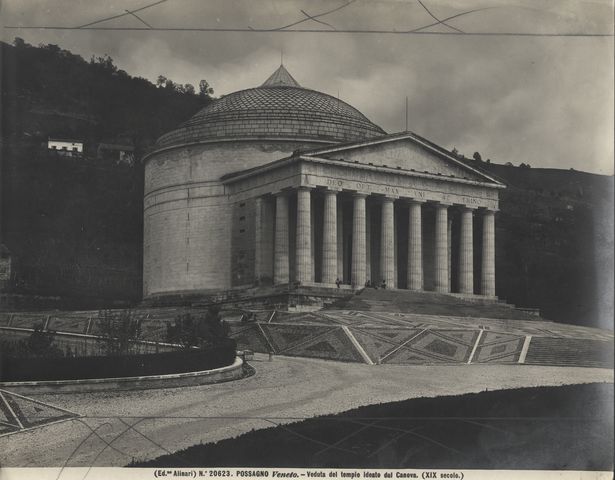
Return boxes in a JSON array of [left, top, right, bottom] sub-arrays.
[[2, 0, 614, 174]]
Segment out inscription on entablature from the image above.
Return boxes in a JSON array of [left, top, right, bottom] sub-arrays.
[[318, 176, 497, 209], [326, 178, 408, 197]]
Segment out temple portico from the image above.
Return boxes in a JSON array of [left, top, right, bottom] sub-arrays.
[[223, 133, 504, 298], [249, 187, 497, 297]]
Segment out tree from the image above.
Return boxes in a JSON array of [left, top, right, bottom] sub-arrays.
[[199, 79, 214, 98], [183, 84, 195, 95], [90, 54, 117, 73], [473, 152, 482, 162]]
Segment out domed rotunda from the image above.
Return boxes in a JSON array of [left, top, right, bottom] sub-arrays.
[[143, 65, 502, 302]]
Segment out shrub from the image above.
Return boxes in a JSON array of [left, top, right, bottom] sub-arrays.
[[97, 309, 143, 355], [166, 306, 229, 348]]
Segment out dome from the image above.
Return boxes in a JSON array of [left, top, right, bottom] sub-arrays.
[[155, 65, 386, 149]]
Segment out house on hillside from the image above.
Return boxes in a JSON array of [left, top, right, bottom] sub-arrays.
[[47, 138, 83, 156]]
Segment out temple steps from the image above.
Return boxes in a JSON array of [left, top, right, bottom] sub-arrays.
[[525, 337, 614, 368], [330, 288, 541, 321]]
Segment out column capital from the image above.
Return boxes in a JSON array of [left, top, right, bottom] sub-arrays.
[[481, 207, 499, 214], [379, 195, 397, 203], [297, 185, 314, 191], [435, 201, 452, 208], [406, 197, 426, 205], [351, 192, 369, 199], [323, 186, 342, 193]]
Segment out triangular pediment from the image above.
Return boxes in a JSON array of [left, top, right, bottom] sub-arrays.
[[302, 132, 502, 185]]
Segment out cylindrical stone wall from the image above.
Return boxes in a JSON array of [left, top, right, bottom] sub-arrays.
[[143, 141, 321, 298]]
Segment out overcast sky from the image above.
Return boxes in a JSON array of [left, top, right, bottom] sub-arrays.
[[2, 0, 613, 174]]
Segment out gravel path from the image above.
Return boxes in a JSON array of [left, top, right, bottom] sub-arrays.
[[1, 354, 612, 467]]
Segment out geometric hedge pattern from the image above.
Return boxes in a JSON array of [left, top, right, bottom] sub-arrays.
[[4, 307, 612, 369], [228, 311, 614, 368], [0, 389, 79, 437], [473, 332, 525, 364]]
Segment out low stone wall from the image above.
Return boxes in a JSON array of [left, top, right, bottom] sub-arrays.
[[0, 357, 244, 394]]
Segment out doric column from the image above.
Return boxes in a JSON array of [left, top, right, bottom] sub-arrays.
[[310, 196, 316, 281], [394, 208, 399, 288], [254, 197, 264, 283], [407, 200, 423, 291], [273, 192, 290, 284], [458, 207, 475, 294], [434, 203, 450, 293], [481, 209, 496, 297], [295, 187, 312, 284], [337, 200, 344, 281], [261, 197, 275, 283], [365, 202, 372, 282], [321, 189, 338, 284], [351, 193, 367, 287], [447, 217, 453, 291], [380, 197, 395, 288]]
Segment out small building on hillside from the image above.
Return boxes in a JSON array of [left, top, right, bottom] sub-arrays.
[[47, 138, 83, 156]]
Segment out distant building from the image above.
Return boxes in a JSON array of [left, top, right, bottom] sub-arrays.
[[48, 138, 83, 155]]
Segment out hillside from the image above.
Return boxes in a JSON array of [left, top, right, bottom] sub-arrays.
[[1, 38, 212, 148], [1, 40, 612, 328], [471, 160, 613, 327], [1, 39, 209, 305]]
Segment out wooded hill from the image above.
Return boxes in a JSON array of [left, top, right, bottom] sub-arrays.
[[1, 39, 212, 306], [1, 40, 612, 328]]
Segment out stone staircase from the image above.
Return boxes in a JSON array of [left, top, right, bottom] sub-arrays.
[[328, 288, 542, 321], [525, 337, 614, 368]]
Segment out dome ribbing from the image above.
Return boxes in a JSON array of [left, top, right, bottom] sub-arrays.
[[155, 66, 386, 148]]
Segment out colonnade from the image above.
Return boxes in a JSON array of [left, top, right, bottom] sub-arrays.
[[261, 187, 496, 297]]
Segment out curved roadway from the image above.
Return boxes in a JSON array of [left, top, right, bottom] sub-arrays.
[[1, 354, 612, 467]]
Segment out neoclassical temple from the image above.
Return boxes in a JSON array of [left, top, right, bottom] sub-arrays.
[[143, 65, 504, 300]]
